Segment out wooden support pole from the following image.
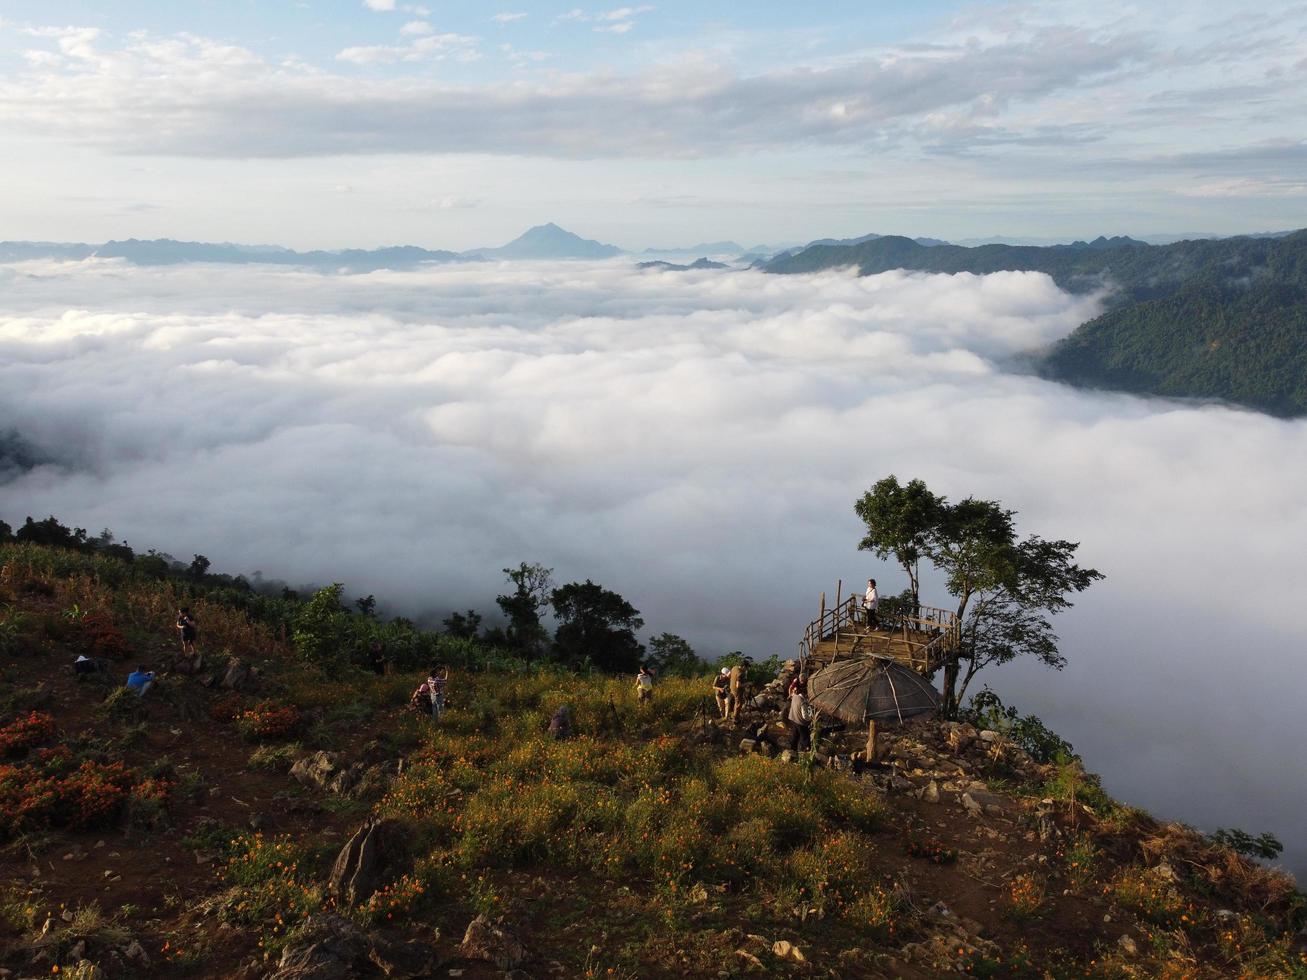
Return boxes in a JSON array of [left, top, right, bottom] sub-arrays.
[[866, 720, 878, 764]]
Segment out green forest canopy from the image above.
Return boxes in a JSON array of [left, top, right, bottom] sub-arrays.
[[766, 230, 1307, 417]]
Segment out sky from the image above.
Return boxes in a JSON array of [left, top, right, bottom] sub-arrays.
[[2, 257, 1306, 875], [1, 0, 1306, 248]]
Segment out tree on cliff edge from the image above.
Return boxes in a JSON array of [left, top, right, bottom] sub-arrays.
[[856, 477, 1102, 717]]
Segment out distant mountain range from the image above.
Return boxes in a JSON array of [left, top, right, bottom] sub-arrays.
[[636, 257, 729, 271], [0, 223, 624, 268], [765, 230, 1307, 417]]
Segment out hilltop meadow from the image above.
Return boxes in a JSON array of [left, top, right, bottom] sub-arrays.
[[0, 517, 1304, 978]]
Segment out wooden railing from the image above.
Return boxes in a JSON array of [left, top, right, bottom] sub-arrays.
[[799, 592, 961, 675]]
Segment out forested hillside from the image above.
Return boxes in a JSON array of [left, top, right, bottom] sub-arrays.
[[766, 230, 1307, 416]]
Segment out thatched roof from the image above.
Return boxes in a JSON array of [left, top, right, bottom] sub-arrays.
[[807, 656, 940, 725]]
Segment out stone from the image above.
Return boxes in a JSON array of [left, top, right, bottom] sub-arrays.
[[734, 950, 764, 970], [290, 751, 341, 791], [778, 750, 795, 763], [69, 940, 86, 962], [738, 739, 757, 754], [329, 819, 409, 908], [122, 940, 150, 968], [220, 657, 258, 692], [921, 780, 940, 804], [978, 729, 1001, 743], [270, 914, 371, 980], [460, 915, 526, 971], [961, 793, 984, 817], [1117, 935, 1138, 956]]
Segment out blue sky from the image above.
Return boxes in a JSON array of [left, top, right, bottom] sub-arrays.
[[1, 0, 1305, 248]]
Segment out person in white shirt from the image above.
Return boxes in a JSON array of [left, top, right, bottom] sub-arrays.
[[635, 665, 655, 702], [864, 578, 879, 629]]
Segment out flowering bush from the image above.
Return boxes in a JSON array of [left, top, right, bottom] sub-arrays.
[[0, 757, 136, 835], [0, 711, 56, 756], [1006, 872, 1047, 919], [355, 873, 427, 927], [221, 832, 324, 949], [236, 702, 302, 741], [206, 694, 245, 724]]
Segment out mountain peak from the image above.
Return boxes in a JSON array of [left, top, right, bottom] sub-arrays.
[[469, 223, 623, 260]]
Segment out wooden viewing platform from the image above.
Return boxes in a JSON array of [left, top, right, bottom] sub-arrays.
[[799, 591, 960, 675]]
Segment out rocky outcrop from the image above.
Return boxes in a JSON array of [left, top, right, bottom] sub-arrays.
[[289, 751, 390, 799], [269, 914, 373, 980], [329, 819, 409, 908]]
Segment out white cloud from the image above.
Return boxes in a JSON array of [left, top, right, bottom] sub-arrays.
[[363, 0, 396, 11], [2, 258, 1306, 877], [399, 20, 433, 36], [338, 31, 480, 65], [492, 12, 528, 24], [594, 22, 634, 34], [4, 24, 1153, 158], [599, 6, 653, 21]]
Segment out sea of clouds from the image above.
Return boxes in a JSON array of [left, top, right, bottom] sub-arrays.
[[2, 257, 1305, 874]]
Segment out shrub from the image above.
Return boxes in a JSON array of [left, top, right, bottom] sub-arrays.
[[1107, 866, 1195, 927], [961, 688, 1075, 763], [0, 758, 136, 835], [220, 832, 324, 948], [208, 695, 245, 724], [0, 711, 55, 756], [1006, 872, 1047, 919], [236, 702, 302, 741]]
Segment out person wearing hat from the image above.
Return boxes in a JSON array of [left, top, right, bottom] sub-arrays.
[[712, 667, 731, 719]]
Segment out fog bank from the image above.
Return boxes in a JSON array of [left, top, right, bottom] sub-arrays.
[[1, 257, 1304, 875]]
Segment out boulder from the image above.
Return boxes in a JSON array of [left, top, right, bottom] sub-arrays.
[[270, 914, 372, 980], [220, 657, 258, 691], [290, 751, 343, 792], [459, 915, 526, 971], [329, 819, 410, 908]]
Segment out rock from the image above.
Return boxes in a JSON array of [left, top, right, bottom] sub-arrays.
[[289, 751, 367, 796], [461, 915, 525, 971], [921, 780, 940, 804], [779, 750, 795, 763], [734, 950, 764, 970], [738, 739, 757, 754], [69, 939, 86, 962], [329, 819, 409, 908], [961, 793, 984, 817], [978, 729, 1001, 742], [290, 751, 341, 791], [270, 914, 372, 980], [122, 940, 150, 968], [1117, 934, 1138, 956], [220, 657, 259, 691], [771, 940, 805, 962], [1154, 862, 1178, 883]]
